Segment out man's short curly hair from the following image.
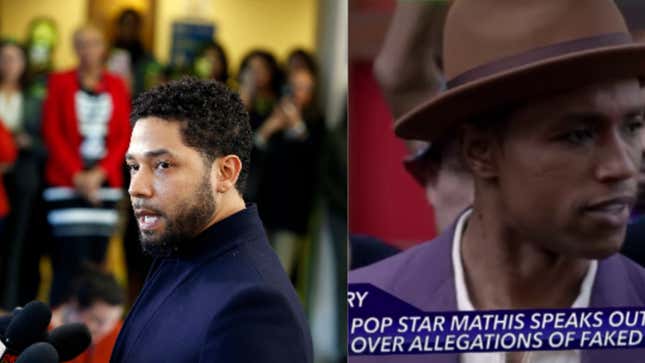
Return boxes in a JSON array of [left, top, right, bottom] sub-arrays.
[[131, 77, 253, 192]]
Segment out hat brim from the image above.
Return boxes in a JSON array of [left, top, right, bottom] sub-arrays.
[[395, 43, 645, 141]]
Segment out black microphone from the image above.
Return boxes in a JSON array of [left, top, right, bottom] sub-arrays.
[[0, 301, 51, 363], [0, 308, 22, 339], [15, 342, 58, 363], [47, 323, 91, 362], [0, 315, 12, 339]]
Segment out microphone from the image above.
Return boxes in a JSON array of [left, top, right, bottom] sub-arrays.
[[0, 308, 22, 338], [15, 342, 58, 363], [0, 301, 51, 363], [47, 323, 91, 362], [0, 315, 12, 339]]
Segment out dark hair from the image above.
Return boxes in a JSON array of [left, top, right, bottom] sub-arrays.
[[0, 39, 29, 90], [465, 105, 518, 147], [422, 138, 468, 177], [198, 41, 229, 83], [453, 105, 517, 175], [69, 264, 124, 310], [238, 49, 284, 96], [116, 8, 142, 27], [131, 77, 253, 192], [286, 48, 317, 76]]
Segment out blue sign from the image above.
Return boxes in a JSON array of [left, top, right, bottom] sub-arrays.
[[170, 21, 215, 67]]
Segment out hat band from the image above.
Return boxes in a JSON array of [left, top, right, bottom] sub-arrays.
[[446, 32, 632, 89]]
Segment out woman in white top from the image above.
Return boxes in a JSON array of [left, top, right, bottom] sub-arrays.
[[0, 39, 47, 310]]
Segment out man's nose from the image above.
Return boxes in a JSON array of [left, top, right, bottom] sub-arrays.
[[128, 169, 153, 199], [595, 130, 640, 184]]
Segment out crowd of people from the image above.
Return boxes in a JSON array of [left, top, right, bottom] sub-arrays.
[[0, 7, 334, 343]]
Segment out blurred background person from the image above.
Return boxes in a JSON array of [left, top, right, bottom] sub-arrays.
[[193, 40, 230, 85], [379, 1, 470, 237], [399, 145, 473, 235], [255, 65, 325, 278], [108, 8, 160, 97], [286, 48, 318, 78], [350, 0, 473, 269], [238, 50, 283, 130], [349, 0, 438, 253], [50, 264, 124, 363], [42, 24, 130, 307], [0, 39, 48, 309], [24, 17, 59, 99], [614, 0, 645, 268], [0, 120, 16, 236], [0, 121, 16, 314], [238, 49, 284, 204]]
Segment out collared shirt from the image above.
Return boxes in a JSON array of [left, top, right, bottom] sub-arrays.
[[452, 209, 598, 363]]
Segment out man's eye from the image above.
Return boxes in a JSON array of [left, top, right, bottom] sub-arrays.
[[625, 116, 644, 134], [156, 161, 171, 169], [562, 128, 594, 145], [127, 164, 139, 173]]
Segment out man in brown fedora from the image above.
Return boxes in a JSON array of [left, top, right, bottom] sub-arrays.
[[350, 0, 645, 362]]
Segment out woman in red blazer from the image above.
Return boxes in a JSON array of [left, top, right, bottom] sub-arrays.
[[0, 120, 17, 224], [42, 24, 131, 306]]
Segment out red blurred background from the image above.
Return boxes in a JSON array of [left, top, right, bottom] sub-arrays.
[[348, 0, 436, 249]]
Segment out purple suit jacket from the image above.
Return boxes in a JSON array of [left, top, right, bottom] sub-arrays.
[[349, 222, 645, 363]]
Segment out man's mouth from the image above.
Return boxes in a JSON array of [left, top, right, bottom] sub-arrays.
[[582, 196, 636, 227], [134, 209, 163, 231]]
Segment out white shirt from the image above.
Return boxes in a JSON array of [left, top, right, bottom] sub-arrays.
[[75, 90, 113, 163], [452, 209, 598, 363], [0, 91, 23, 132]]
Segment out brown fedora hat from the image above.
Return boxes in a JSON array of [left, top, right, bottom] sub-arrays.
[[395, 0, 645, 141]]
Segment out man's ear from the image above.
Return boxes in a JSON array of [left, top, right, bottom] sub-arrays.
[[460, 124, 499, 180], [212, 155, 242, 193]]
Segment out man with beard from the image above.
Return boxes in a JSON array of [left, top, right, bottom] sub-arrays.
[[110, 78, 313, 363], [350, 0, 645, 362]]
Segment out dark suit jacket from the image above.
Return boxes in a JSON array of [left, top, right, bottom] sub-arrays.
[[349, 218, 645, 363], [255, 107, 325, 235], [110, 205, 313, 362]]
